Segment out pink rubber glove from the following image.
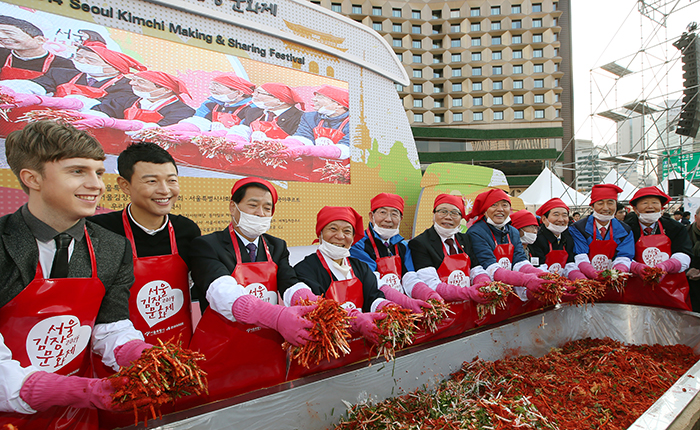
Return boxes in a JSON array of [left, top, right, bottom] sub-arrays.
[[435, 282, 469, 301], [464, 285, 492, 304], [568, 270, 588, 281], [493, 268, 529, 287], [380, 285, 430, 314], [521, 274, 553, 298], [280, 137, 307, 148], [290, 287, 319, 306], [519, 264, 545, 275], [20, 371, 128, 411], [0, 90, 84, 110], [232, 295, 314, 346], [656, 258, 682, 281], [346, 308, 383, 344], [578, 262, 601, 280], [162, 122, 205, 142], [471, 273, 492, 289], [73, 115, 144, 131], [561, 285, 578, 302], [114, 339, 152, 368], [630, 261, 649, 278], [283, 144, 342, 159], [410, 282, 443, 302], [613, 264, 629, 273]]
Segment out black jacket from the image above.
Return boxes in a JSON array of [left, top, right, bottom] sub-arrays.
[[624, 212, 692, 257], [240, 106, 303, 136], [408, 226, 479, 271], [529, 225, 575, 266]]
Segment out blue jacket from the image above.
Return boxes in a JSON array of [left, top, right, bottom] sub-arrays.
[[194, 96, 253, 120], [350, 224, 414, 274], [295, 111, 350, 146], [569, 215, 634, 260], [466, 219, 528, 269]]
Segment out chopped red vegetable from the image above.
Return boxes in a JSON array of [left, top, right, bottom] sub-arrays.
[[17, 109, 83, 125], [130, 128, 180, 150], [374, 305, 419, 361], [313, 161, 350, 184], [420, 299, 454, 333], [535, 273, 568, 305], [642, 266, 665, 286], [476, 281, 514, 319], [568, 278, 607, 306], [242, 140, 288, 168], [599, 268, 630, 294]]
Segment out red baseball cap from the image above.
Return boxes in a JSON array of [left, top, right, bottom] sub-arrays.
[[630, 186, 671, 207], [590, 184, 623, 205]]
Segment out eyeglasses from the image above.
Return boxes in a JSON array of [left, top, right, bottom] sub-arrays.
[[434, 209, 461, 218], [375, 208, 402, 219]]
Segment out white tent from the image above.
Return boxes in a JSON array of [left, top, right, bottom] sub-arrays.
[[601, 169, 639, 201], [518, 168, 588, 206], [659, 170, 700, 198]]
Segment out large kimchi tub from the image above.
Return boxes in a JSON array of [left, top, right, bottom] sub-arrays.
[[131, 304, 700, 430]]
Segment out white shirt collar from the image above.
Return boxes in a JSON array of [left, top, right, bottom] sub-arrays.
[[234, 230, 260, 248], [128, 205, 168, 236]]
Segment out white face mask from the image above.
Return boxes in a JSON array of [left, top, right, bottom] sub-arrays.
[[546, 223, 568, 235], [433, 222, 461, 239], [638, 212, 662, 224], [592, 211, 614, 223], [372, 224, 399, 241], [521, 231, 537, 245], [318, 239, 351, 260], [72, 60, 104, 76], [317, 106, 336, 116], [132, 89, 154, 99], [487, 216, 512, 229], [234, 203, 271, 239], [211, 93, 236, 102]]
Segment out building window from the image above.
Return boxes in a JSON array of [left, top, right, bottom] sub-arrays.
[[512, 50, 522, 59], [533, 34, 543, 43], [493, 81, 503, 90], [493, 96, 503, 105], [393, 23, 402, 32], [491, 22, 501, 30], [513, 95, 524, 104], [473, 96, 483, 106], [412, 10, 421, 19], [413, 99, 423, 107], [534, 109, 545, 118], [433, 69, 443, 78], [413, 84, 422, 92], [451, 39, 461, 47], [555, 93, 560, 102], [512, 5, 521, 14], [432, 10, 441, 19], [553, 18, 557, 26], [554, 78, 560, 87], [513, 80, 523, 89], [556, 109, 561, 117], [451, 24, 460, 32], [514, 110, 524, 119], [452, 83, 462, 91], [395, 84, 404, 92], [414, 113, 423, 122], [512, 20, 522, 29], [433, 25, 441, 34], [554, 63, 559, 71], [534, 79, 544, 88], [392, 39, 402, 47], [452, 69, 462, 77], [433, 40, 442, 49], [352, 4, 362, 14], [452, 98, 463, 107], [470, 7, 480, 17], [492, 36, 502, 45], [492, 66, 502, 75], [331, 3, 341, 12], [553, 32, 558, 41], [453, 112, 463, 121], [451, 53, 461, 62], [554, 48, 559, 56], [534, 94, 544, 103], [413, 69, 422, 78], [472, 82, 482, 91], [532, 3, 542, 12], [471, 37, 481, 46], [413, 54, 422, 63], [473, 112, 484, 121], [450, 9, 460, 18], [491, 6, 500, 15], [373, 23, 382, 31], [471, 23, 481, 31], [433, 57, 441, 64], [513, 65, 523, 73], [434, 114, 443, 123], [533, 49, 543, 58], [372, 7, 382, 15], [392, 8, 402, 17], [472, 67, 481, 76], [434, 99, 443, 107], [492, 51, 502, 60], [533, 64, 544, 73], [512, 35, 522, 43], [553, 2, 558, 11], [396, 53, 403, 61], [494, 111, 504, 120], [472, 52, 482, 61], [412, 25, 421, 34], [533, 18, 542, 28], [412, 40, 422, 49], [433, 84, 443, 93]]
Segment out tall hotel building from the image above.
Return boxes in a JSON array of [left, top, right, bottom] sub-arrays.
[[314, 0, 575, 188]]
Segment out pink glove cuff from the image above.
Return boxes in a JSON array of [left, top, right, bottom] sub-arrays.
[[472, 273, 492, 287], [657, 258, 683, 274], [290, 287, 318, 305], [114, 339, 152, 367], [568, 270, 587, 281], [435, 282, 467, 302], [519, 264, 543, 275], [411, 282, 443, 302], [613, 264, 629, 273], [232, 294, 282, 327], [380, 285, 427, 314], [578, 262, 600, 279], [493, 268, 528, 287], [20, 372, 116, 411]]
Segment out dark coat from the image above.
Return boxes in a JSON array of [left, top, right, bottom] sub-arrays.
[[240, 106, 303, 136], [529, 225, 575, 266], [409, 226, 479, 271], [624, 212, 692, 257]]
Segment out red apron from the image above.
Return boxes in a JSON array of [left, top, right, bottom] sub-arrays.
[[287, 251, 369, 380], [124, 96, 177, 123], [0, 228, 104, 430], [55, 74, 122, 99], [250, 115, 289, 139], [188, 225, 285, 402], [0, 53, 55, 80], [212, 102, 249, 127], [545, 241, 569, 275], [589, 222, 624, 303], [624, 222, 691, 310], [366, 228, 403, 292], [312, 117, 350, 144], [492, 229, 515, 270]]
